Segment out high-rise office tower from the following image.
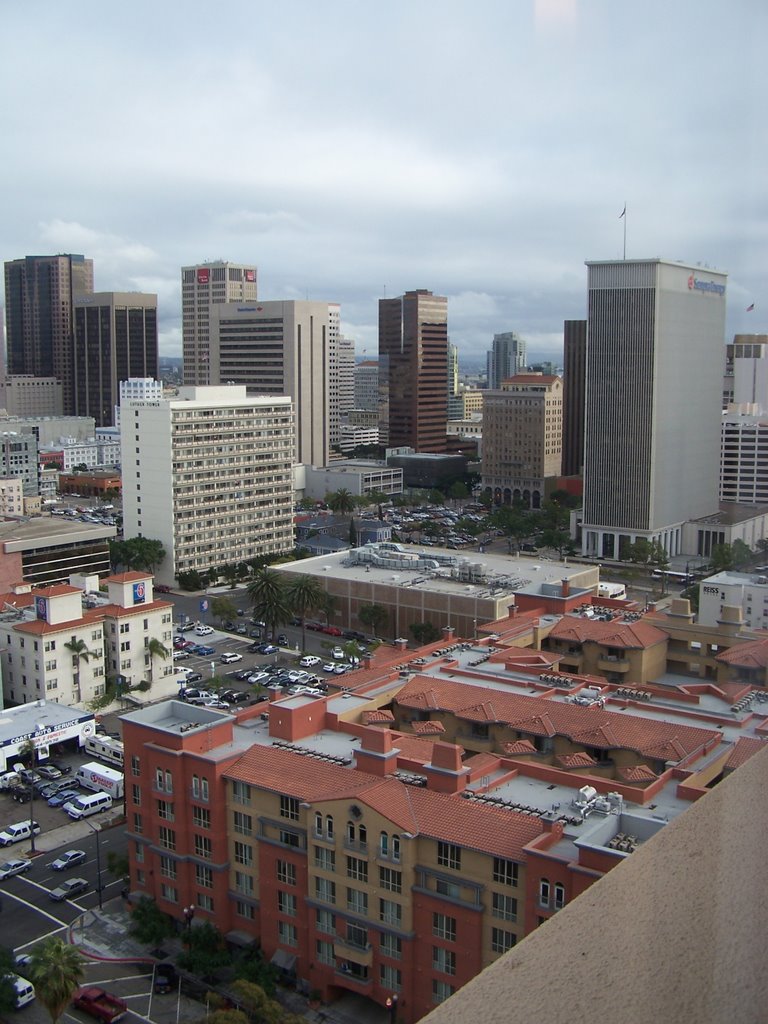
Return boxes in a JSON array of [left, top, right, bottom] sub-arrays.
[[329, 321, 355, 447], [181, 261, 257, 385], [353, 361, 379, 412], [486, 331, 526, 389], [73, 292, 158, 426], [378, 289, 448, 452], [4, 254, 94, 412], [448, 343, 459, 397], [208, 300, 331, 466], [562, 319, 587, 477], [582, 259, 726, 560], [121, 386, 294, 586], [481, 374, 563, 508]]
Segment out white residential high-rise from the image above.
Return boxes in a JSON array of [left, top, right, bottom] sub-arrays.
[[121, 386, 294, 586], [116, 378, 162, 427], [582, 259, 727, 560], [181, 261, 257, 385], [208, 300, 331, 466], [486, 332, 526, 389], [330, 334, 356, 447]]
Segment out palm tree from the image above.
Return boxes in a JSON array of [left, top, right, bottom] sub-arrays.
[[247, 568, 291, 640], [27, 937, 85, 1024], [146, 637, 169, 684], [285, 574, 327, 651], [327, 488, 355, 517], [64, 636, 93, 704], [18, 738, 38, 854]]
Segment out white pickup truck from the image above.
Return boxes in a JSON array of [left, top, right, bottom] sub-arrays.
[[0, 820, 41, 847]]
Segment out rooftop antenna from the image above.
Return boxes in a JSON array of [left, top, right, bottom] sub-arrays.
[[619, 203, 627, 260]]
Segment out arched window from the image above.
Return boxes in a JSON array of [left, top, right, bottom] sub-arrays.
[[392, 835, 401, 862], [539, 878, 550, 907], [314, 812, 323, 837], [554, 882, 565, 909]]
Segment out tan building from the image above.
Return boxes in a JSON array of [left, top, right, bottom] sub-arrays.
[[182, 261, 257, 386], [481, 374, 563, 509], [0, 477, 23, 516], [0, 376, 63, 417]]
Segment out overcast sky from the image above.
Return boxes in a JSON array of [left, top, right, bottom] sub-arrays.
[[1, 1, 764, 366]]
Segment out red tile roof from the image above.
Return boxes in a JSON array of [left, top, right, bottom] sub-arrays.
[[548, 616, 667, 649], [362, 710, 395, 724], [396, 676, 721, 762], [557, 752, 598, 769], [502, 739, 538, 755], [725, 737, 767, 771], [105, 571, 151, 583], [411, 720, 446, 735], [225, 745, 543, 859], [617, 764, 658, 782], [715, 638, 768, 668]]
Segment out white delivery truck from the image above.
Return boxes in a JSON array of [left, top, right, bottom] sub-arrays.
[[74, 761, 124, 799]]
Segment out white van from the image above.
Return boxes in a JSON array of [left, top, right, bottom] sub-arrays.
[[64, 791, 113, 819], [8, 974, 35, 1008]]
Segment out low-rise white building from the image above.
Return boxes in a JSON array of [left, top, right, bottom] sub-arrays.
[[697, 569, 768, 629], [303, 460, 403, 500]]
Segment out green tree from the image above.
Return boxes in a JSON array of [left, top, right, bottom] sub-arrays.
[[732, 539, 752, 569], [0, 945, 19, 1015], [627, 538, 653, 564], [209, 1011, 250, 1024], [247, 568, 291, 640], [177, 920, 231, 977], [211, 596, 239, 625], [359, 603, 389, 639], [129, 896, 175, 945], [448, 480, 469, 503], [146, 637, 169, 684], [327, 488, 356, 516], [27, 937, 85, 1024], [711, 543, 735, 572], [410, 621, 441, 645], [427, 488, 445, 504], [285, 573, 326, 650], [64, 637, 93, 703], [106, 850, 129, 883], [318, 591, 339, 627], [177, 569, 205, 591]]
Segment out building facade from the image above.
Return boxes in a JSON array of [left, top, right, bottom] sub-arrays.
[[0, 376, 63, 417], [73, 293, 158, 426], [481, 374, 563, 508], [582, 259, 726, 560], [0, 431, 39, 495], [4, 254, 94, 413], [562, 319, 586, 477], [720, 412, 768, 504], [354, 361, 379, 413], [120, 386, 294, 586], [208, 300, 332, 466], [379, 291, 448, 453], [182, 261, 258, 386], [486, 332, 526, 390], [329, 316, 355, 447]]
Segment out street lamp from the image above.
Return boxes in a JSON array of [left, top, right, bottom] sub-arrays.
[[386, 993, 399, 1023], [83, 819, 104, 910], [183, 904, 195, 938]]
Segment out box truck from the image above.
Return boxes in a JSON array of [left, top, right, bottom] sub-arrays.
[[74, 761, 124, 799]]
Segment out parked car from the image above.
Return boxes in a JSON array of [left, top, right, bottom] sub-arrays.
[[233, 668, 253, 681], [181, 688, 212, 703], [219, 689, 250, 704], [177, 620, 197, 632], [50, 877, 89, 902], [182, 672, 203, 685], [194, 624, 214, 636], [48, 760, 72, 775], [0, 821, 40, 848], [36, 765, 62, 781], [0, 858, 31, 880], [323, 625, 343, 636], [202, 699, 230, 710], [331, 646, 345, 659], [196, 645, 216, 656], [51, 849, 87, 871], [154, 963, 177, 995], [172, 650, 190, 661], [248, 672, 271, 685], [220, 652, 243, 664], [276, 634, 289, 646], [48, 789, 81, 808], [236, 624, 248, 635], [322, 662, 336, 673], [72, 986, 128, 1021], [333, 664, 349, 675], [299, 655, 321, 668], [173, 637, 187, 649], [259, 643, 278, 655]]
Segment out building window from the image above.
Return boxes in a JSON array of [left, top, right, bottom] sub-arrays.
[[159, 856, 177, 879], [380, 964, 402, 992], [279, 829, 301, 849], [133, 813, 143, 834], [315, 877, 336, 905], [347, 922, 368, 949], [192, 806, 211, 829], [157, 799, 174, 821], [347, 887, 368, 916], [197, 893, 214, 912], [316, 939, 335, 966], [492, 893, 518, 922], [236, 901, 255, 920], [277, 891, 297, 917], [379, 866, 402, 893], [277, 921, 297, 947], [316, 908, 336, 934], [158, 827, 176, 851], [234, 842, 253, 867], [432, 980, 455, 1005], [379, 899, 402, 927], [493, 857, 519, 887], [232, 780, 251, 805], [194, 835, 212, 860], [277, 860, 296, 885], [346, 856, 368, 882], [160, 884, 178, 903], [491, 928, 516, 953], [380, 933, 402, 960], [233, 811, 253, 835], [554, 882, 565, 909], [432, 913, 456, 941], [314, 811, 323, 836], [539, 879, 550, 908], [326, 815, 334, 839], [192, 775, 210, 801], [131, 784, 141, 805], [314, 846, 336, 872], [435, 877, 460, 900], [432, 946, 457, 976], [280, 795, 300, 820], [437, 842, 461, 870], [195, 865, 213, 889], [235, 871, 254, 896]]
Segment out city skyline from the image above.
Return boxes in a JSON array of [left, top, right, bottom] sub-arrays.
[[0, 2, 763, 364]]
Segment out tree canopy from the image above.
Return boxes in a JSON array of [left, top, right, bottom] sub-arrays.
[[27, 937, 85, 1024], [110, 536, 166, 573]]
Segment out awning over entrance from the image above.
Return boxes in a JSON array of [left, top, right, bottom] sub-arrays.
[[270, 948, 297, 972], [225, 930, 255, 948]]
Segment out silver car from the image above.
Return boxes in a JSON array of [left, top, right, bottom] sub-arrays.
[[51, 849, 87, 871]]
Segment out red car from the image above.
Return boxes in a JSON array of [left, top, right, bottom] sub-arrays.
[[323, 625, 343, 636]]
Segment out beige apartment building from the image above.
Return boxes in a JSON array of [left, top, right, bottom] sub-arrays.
[[121, 386, 294, 586], [481, 374, 563, 508], [182, 261, 258, 386]]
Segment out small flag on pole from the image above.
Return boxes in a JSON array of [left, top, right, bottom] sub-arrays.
[[619, 204, 626, 219], [746, 303, 755, 312]]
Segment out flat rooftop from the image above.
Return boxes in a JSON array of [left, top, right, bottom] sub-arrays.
[[0, 516, 116, 551], [0, 699, 94, 742]]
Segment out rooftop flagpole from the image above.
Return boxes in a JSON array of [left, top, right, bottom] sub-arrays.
[[619, 202, 627, 259]]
